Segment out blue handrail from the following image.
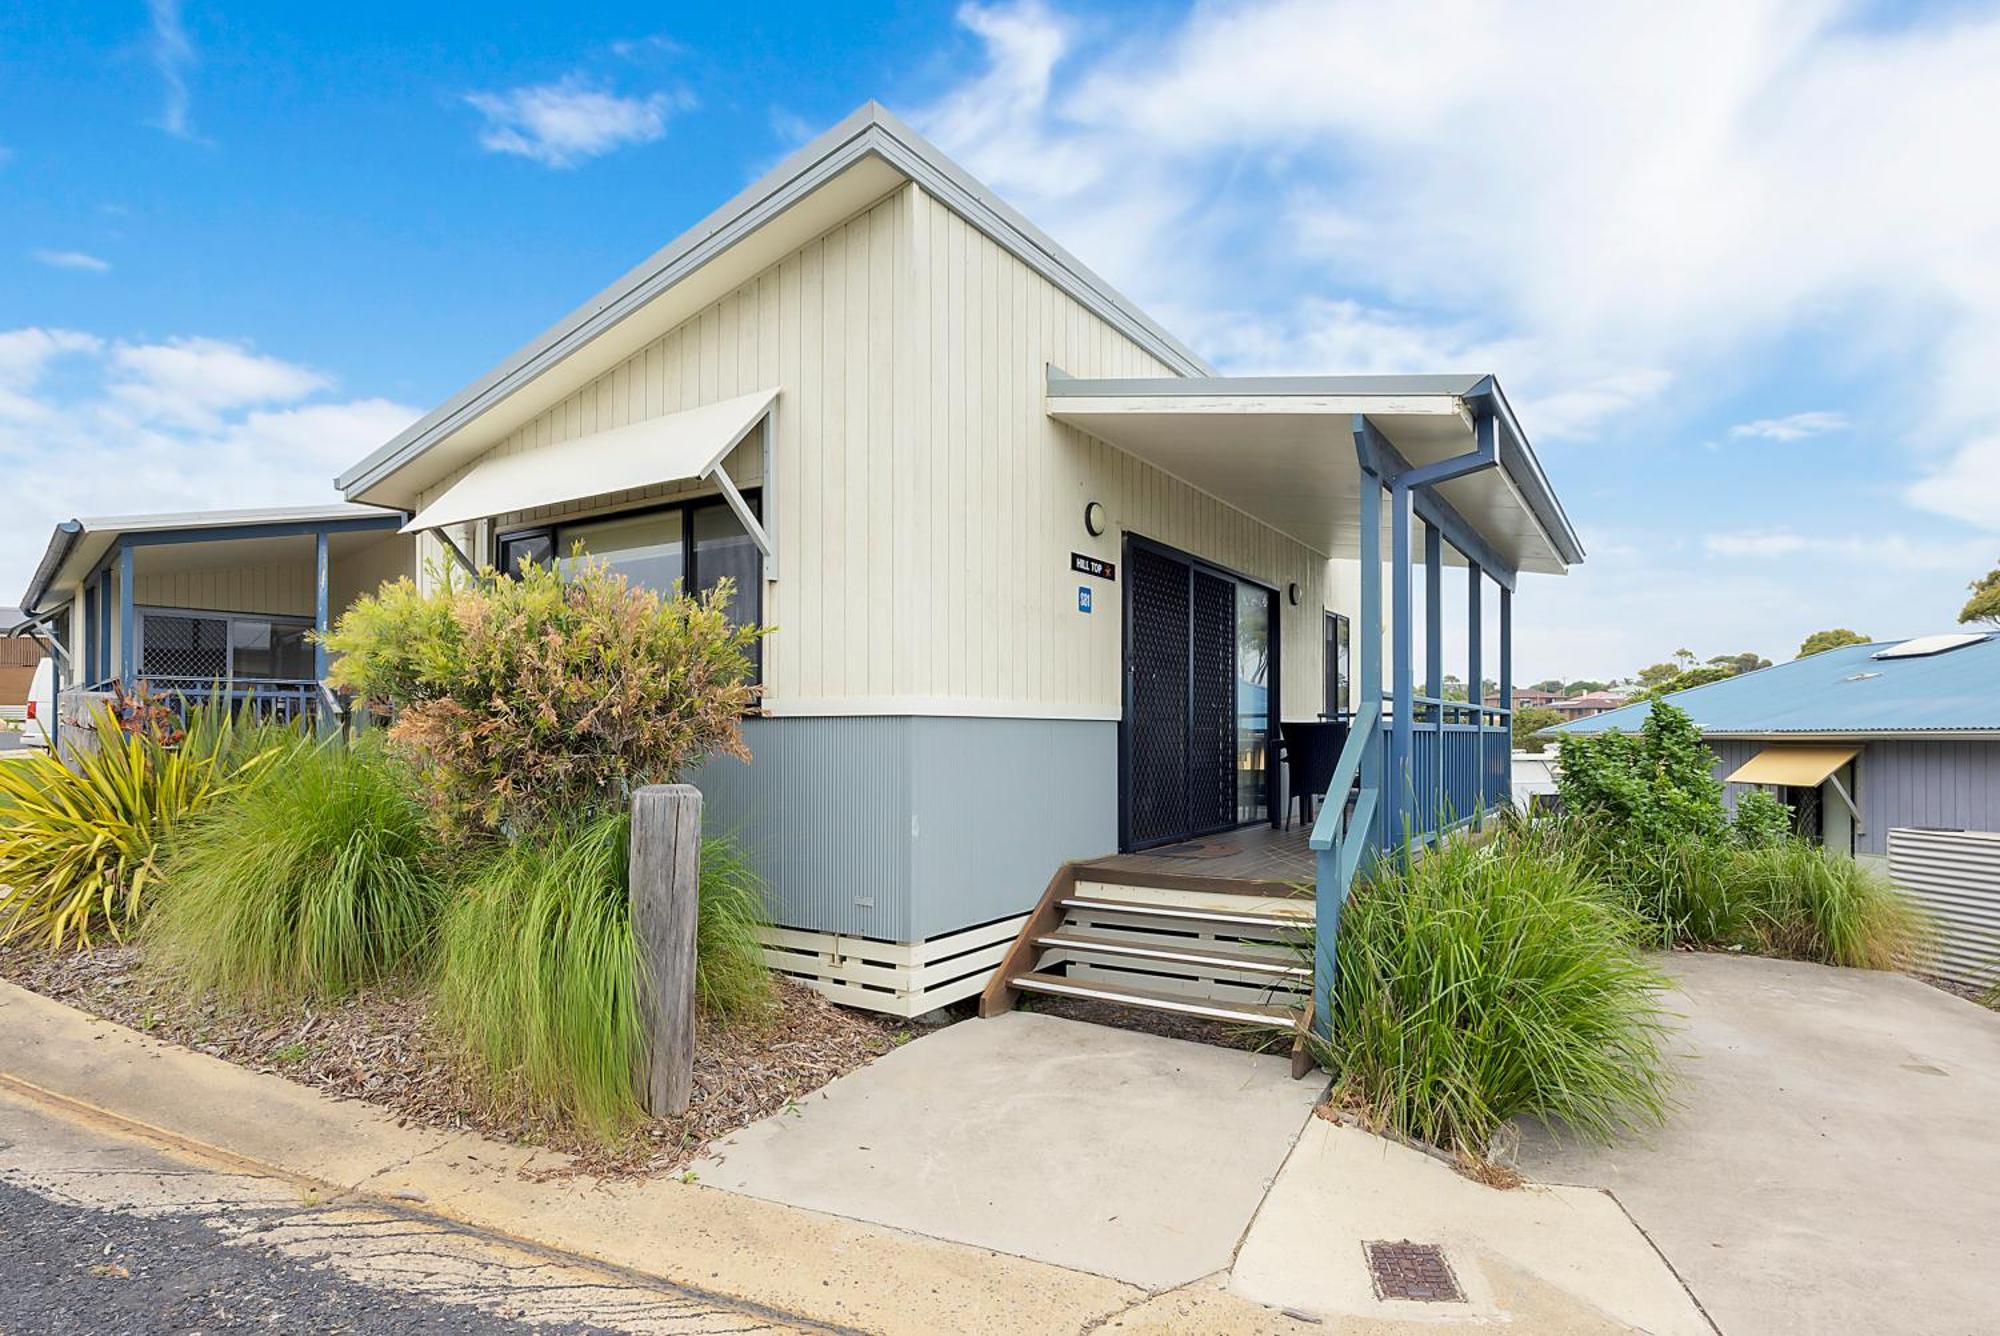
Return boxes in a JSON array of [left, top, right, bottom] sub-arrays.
[[1308, 698, 1381, 1040]]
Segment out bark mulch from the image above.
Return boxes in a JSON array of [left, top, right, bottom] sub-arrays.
[[0, 942, 928, 1180]]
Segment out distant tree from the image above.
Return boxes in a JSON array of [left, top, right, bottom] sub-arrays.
[[1706, 651, 1772, 675], [1635, 664, 1734, 701], [1531, 678, 1566, 694], [1636, 661, 1681, 688], [1798, 628, 1869, 658], [1512, 705, 1566, 754], [1564, 679, 1608, 695], [1673, 647, 1696, 670], [1961, 562, 2000, 628]]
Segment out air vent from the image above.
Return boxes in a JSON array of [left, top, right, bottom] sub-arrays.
[[1872, 633, 1991, 660], [1844, 671, 1881, 682]]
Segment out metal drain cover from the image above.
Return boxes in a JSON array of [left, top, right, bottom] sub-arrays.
[[1364, 1240, 1464, 1303]]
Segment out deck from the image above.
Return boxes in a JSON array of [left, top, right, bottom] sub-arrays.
[[1078, 822, 1315, 894]]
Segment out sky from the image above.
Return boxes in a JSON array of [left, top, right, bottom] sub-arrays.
[[3, 0, 1997, 683]]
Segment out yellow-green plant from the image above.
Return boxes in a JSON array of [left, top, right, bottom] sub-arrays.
[[0, 705, 264, 948]]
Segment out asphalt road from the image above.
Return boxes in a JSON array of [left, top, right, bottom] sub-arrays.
[[0, 1087, 822, 1336]]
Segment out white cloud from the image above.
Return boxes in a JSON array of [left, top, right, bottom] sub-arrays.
[[915, 0, 2000, 514], [145, 0, 196, 140], [1728, 410, 1848, 442], [0, 327, 420, 599], [1906, 434, 2000, 530], [466, 77, 686, 167], [1703, 528, 1986, 572], [32, 250, 111, 273], [106, 337, 329, 430]]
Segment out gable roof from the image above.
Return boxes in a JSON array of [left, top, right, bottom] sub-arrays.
[[1553, 635, 2000, 739], [335, 101, 1210, 508]]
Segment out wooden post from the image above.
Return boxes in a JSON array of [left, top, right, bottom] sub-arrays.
[[630, 784, 701, 1116]]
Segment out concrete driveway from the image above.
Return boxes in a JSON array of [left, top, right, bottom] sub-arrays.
[[695, 1011, 1322, 1290], [1518, 952, 2000, 1336]]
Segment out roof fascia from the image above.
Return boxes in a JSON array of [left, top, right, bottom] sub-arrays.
[[337, 102, 1211, 502]]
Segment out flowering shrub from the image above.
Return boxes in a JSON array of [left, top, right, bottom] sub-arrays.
[[323, 558, 764, 838]]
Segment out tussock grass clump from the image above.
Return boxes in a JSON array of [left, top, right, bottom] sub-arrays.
[[0, 704, 260, 949], [437, 813, 775, 1137], [1326, 833, 1674, 1157], [148, 737, 440, 1002], [1728, 841, 1922, 970]]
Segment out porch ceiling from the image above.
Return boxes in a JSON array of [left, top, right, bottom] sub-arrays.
[[1046, 374, 1575, 577]]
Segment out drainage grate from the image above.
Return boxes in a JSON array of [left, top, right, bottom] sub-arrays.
[[1364, 1240, 1464, 1303]]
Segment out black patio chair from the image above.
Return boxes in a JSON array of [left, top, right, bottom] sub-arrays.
[[1278, 720, 1347, 830]]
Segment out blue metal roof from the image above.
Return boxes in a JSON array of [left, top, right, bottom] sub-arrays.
[[1552, 635, 2000, 737]]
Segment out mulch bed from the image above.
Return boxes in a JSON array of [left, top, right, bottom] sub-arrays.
[[0, 941, 925, 1179]]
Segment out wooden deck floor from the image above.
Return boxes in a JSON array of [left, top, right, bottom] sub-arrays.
[[1079, 822, 1316, 892]]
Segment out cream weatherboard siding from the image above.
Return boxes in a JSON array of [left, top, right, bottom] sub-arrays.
[[132, 563, 315, 619], [414, 179, 1352, 722]]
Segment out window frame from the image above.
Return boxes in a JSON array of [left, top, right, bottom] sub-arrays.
[[1323, 610, 1351, 721], [492, 489, 761, 595], [135, 606, 318, 683]]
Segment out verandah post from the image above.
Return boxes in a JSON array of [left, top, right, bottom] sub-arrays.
[[630, 784, 701, 1116], [1389, 480, 1414, 845], [1424, 522, 1443, 834], [1467, 560, 1484, 823], [1499, 584, 1514, 812], [314, 529, 331, 733]]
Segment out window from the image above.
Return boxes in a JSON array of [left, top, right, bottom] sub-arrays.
[[139, 610, 314, 682], [1324, 612, 1350, 720], [496, 492, 764, 679]]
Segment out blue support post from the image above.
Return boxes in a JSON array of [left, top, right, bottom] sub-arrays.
[[82, 582, 96, 687], [314, 530, 330, 732], [1468, 560, 1484, 820], [117, 544, 134, 687], [1500, 583, 1514, 808], [96, 569, 111, 682], [1389, 481, 1414, 845], [1424, 524, 1443, 831]]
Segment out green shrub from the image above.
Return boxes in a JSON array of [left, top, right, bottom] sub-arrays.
[[0, 703, 262, 948], [1325, 832, 1673, 1156], [1555, 703, 1726, 846], [436, 813, 774, 1136], [146, 737, 441, 1002], [323, 558, 765, 839], [1730, 789, 1791, 847]]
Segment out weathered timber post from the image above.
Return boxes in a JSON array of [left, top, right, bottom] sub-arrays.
[[630, 784, 701, 1116]]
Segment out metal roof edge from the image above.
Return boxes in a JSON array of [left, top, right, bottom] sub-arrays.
[[1466, 376, 1585, 567], [1045, 371, 1486, 397], [336, 101, 1211, 500], [19, 519, 83, 616]]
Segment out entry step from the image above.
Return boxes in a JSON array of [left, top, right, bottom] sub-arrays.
[[1011, 970, 1301, 1030], [1035, 929, 1309, 978], [1059, 895, 1308, 932]]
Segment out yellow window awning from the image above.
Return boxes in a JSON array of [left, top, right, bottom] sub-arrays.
[[403, 388, 777, 534], [1725, 745, 1859, 788]]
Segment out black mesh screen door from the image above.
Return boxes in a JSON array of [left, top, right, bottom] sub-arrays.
[[1121, 539, 1240, 849]]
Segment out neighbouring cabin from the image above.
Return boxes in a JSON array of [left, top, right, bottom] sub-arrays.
[[330, 103, 1585, 1030], [15, 505, 414, 740], [1557, 632, 2000, 988]]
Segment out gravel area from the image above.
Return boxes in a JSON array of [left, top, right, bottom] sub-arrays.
[[0, 1176, 616, 1335], [0, 942, 923, 1178]]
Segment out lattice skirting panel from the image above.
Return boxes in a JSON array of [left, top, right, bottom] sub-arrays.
[[759, 914, 1029, 1018]]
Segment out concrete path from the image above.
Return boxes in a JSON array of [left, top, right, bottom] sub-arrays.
[[1518, 952, 2000, 1336], [696, 1011, 1323, 1290], [1234, 1118, 1710, 1334]]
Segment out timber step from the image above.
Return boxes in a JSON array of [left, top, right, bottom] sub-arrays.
[[1033, 929, 1309, 978], [1008, 971, 1299, 1029], [1058, 895, 1309, 933], [982, 864, 1316, 1078]]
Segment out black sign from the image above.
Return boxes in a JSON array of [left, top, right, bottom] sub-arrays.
[[1071, 553, 1116, 581]]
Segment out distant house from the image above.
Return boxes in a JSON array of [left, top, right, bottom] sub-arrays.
[[1550, 689, 1628, 720], [0, 606, 45, 717], [1511, 687, 1564, 711], [1555, 633, 2000, 986]]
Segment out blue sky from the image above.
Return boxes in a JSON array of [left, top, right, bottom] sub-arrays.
[[4, 0, 1996, 682]]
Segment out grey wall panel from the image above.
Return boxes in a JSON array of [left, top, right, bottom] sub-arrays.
[[906, 717, 1118, 941], [690, 716, 915, 941], [1888, 828, 2000, 988], [690, 716, 1118, 944], [1860, 741, 2000, 857]]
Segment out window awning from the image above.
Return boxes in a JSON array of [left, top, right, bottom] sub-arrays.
[[1725, 745, 1860, 787], [403, 388, 778, 534]]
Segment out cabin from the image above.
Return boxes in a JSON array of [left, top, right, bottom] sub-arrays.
[[1555, 632, 2000, 987], [330, 102, 1585, 1034], [15, 505, 414, 737]]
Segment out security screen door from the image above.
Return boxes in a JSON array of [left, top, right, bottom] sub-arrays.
[[1121, 536, 1276, 850]]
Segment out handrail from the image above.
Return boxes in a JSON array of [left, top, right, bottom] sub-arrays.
[[1308, 698, 1379, 853]]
